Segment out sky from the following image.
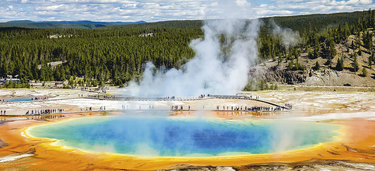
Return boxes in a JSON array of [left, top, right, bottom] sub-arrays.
[[0, 0, 374, 22]]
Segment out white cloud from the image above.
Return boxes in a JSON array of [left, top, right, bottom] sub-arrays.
[[348, 0, 372, 4], [0, 0, 374, 22], [236, 0, 250, 6]]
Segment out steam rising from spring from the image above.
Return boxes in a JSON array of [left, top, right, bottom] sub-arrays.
[[126, 19, 260, 97], [271, 20, 300, 48]]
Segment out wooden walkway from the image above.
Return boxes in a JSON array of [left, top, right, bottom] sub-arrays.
[[86, 94, 292, 110]]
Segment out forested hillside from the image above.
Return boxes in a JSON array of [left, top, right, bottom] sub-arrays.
[[249, 9, 375, 89], [0, 27, 201, 87], [0, 10, 374, 88]]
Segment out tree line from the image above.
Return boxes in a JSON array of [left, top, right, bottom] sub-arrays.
[[0, 27, 201, 87]]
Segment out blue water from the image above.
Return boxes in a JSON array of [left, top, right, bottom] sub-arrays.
[[29, 116, 339, 157], [7, 98, 33, 102]]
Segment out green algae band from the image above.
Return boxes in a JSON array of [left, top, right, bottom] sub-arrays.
[[29, 116, 340, 157]]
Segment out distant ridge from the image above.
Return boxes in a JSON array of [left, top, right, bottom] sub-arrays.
[[7, 20, 146, 25], [0, 10, 369, 30], [7, 20, 33, 23], [1, 20, 146, 29]]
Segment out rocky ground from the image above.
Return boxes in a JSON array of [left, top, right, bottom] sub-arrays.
[[250, 30, 375, 87], [251, 60, 375, 87], [168, 160, 375, 171]]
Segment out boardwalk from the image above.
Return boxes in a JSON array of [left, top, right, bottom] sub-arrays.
[[0, 94, 291, 116], [208, 95, 290, 110], [86, 94, 292, 110]]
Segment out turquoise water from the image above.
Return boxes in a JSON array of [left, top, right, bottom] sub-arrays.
[[8, 98, 33, 102], [29, 116, 339, 157]]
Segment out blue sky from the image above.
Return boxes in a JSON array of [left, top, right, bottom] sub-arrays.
[[0, 0, 374, 22]]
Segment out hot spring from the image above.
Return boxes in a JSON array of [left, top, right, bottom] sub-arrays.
[[28, 114, 340, 157]]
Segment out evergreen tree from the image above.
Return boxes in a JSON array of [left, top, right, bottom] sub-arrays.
[[287, 60, 294, 70], [351, 40, 355, 49], [361, 67, 368, 77], [352, 54, 359, 72], [363, 31, 373, 50], [369, 53, 373, 67], [335, 57, 344, 71], [260, 80, 265, 90], [313, 61, 320, 70]]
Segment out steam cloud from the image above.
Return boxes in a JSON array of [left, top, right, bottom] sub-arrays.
[[126, 19, 260, 97], [271, 20, 300, 48]]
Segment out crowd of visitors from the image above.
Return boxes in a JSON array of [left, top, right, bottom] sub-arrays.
[[99, 106, 106, 111], [26, 114, 66, 120], [0, 110, 7, 115], [25, 109, 65, 115], [169, 105, 285, 112], [216, 106, 282, 112], [171, 105, 191, 111], [80, 106, 107, 112]]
